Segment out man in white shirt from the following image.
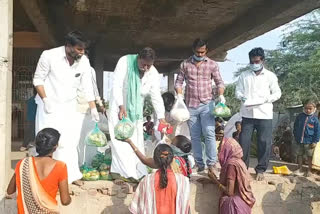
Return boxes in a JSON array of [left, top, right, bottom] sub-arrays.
[[235, 47, 281, 181], [108, 47, 167, 180], [33, 31, 99, 184]]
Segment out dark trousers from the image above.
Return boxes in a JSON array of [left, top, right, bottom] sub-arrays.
[[239, 117, 272, 173], [22, 120, 35, 147]]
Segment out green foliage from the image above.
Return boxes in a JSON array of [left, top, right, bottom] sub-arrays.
[[234, 9, 320, 111], [143, 95, 154, 117], [224, 84, 241, 114]]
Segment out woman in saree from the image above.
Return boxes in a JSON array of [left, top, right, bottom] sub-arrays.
[[6, 128, 71, 213], [129, 144, 190, 214], [207, 138, 255, 214]]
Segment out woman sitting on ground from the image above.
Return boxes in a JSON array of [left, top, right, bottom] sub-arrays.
[[129, 144, 190, 214], [207, 137, 255, 214], [124, 135, 192, 178], [6, 128, 71, 213]]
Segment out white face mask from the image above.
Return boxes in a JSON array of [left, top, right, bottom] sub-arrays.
[[250, 63, 263, 72], [304, 110, 316, 116]]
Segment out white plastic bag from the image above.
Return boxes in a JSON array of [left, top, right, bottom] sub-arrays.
[[97, 113, 109, 133], [170, 98, 190, 122]]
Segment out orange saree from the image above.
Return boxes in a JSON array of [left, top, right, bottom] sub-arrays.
[[15, 157, 67, 214]]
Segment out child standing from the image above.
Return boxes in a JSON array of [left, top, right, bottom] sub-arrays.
[[293, 99, 320, 176], [232, 121, 242, 142]]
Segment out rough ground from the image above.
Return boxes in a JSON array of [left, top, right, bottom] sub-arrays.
[[3, 165, 320, 214], [4, 143, 320, 213]]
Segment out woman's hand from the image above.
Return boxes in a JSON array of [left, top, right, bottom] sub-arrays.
[[159, 118, 168, 125], [158, 119, 172, 134], [208, 170, 219, 183], [121, 138, 132, 144]]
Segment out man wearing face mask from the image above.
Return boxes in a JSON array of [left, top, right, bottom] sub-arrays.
[[33, 31, 99, 184], [235, 47, 281, 181], [175, 38, 225, 173], [108, 47, 167, 181]]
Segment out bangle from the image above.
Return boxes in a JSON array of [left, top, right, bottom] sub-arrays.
[[133, 147, 138, 152], [218, 184, 223, 189]]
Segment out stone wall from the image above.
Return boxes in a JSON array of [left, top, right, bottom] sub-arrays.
[[3, 174, 320, 214]]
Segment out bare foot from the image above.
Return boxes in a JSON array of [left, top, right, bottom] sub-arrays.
[[256, 173, 265, 181], [114, 179, 125, 186], [304, 170, 312, 177], [121, 182, 135, 194], [293, 169, 304, 176], [72, 180, 84, 186]]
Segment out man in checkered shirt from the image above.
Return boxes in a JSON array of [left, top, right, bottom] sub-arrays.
[[175, 38, 225, 173]]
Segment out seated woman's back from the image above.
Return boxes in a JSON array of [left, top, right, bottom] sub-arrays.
[[33, 157, 68, 198], [154, 169, 177, 214], [35, 157, 58, 180], [7, 128, 71, 214], [129, 144, 190, 214]]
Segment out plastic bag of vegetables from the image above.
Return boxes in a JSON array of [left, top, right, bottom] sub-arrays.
[[114, 117, 134, 140], [212, 102, 231, 118], [80, 165, 100, 181], [91, 152, 105, 169], [85, 123, 107, 147], [91, 151, 112, 169], [99, 163, 111, 180]]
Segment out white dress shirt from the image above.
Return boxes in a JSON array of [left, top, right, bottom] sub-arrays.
[[76, 66, 101, 113], [235, 67, 281, 119], [111, 55, 165, 119], [33, 46, 95, 104]]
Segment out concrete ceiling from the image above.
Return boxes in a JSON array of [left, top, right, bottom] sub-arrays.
[[15, 0, 320, 73]]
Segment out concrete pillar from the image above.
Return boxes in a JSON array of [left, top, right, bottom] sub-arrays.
[[93, 47, 104, 98], [0, 0, 13, 207], [167, 71, 175, 93]]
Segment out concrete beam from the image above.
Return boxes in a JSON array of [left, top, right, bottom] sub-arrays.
[[0, 0, 13, 209], [19, 0, 57, 47], [153, 0, 320, 61], [207, 0, 320, 58]]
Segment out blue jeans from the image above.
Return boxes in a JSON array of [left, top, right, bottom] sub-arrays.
[[188, 102, 216, 168]]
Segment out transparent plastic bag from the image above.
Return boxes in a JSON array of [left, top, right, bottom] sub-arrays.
[[85, 123, 107, 147], [170, 98, 190, 122], [212, 102, 231, 118], [97, 113, 109, 133], [114, 117, 134, 140], [80, 165, 100, 181], [99, 163, 111, 180]]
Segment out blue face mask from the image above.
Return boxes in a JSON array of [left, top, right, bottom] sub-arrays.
[[193, 54, 205, 62], [250, 63, 263, 72]]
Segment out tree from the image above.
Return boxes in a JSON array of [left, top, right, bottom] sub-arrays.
[[143, 95, 154, 117], [233, 9, 320, 111], [224, 83, 241, 114]]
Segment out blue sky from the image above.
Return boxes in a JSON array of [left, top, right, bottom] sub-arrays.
[[217, 25, 286, 84], [217, 13, 311, 84]]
